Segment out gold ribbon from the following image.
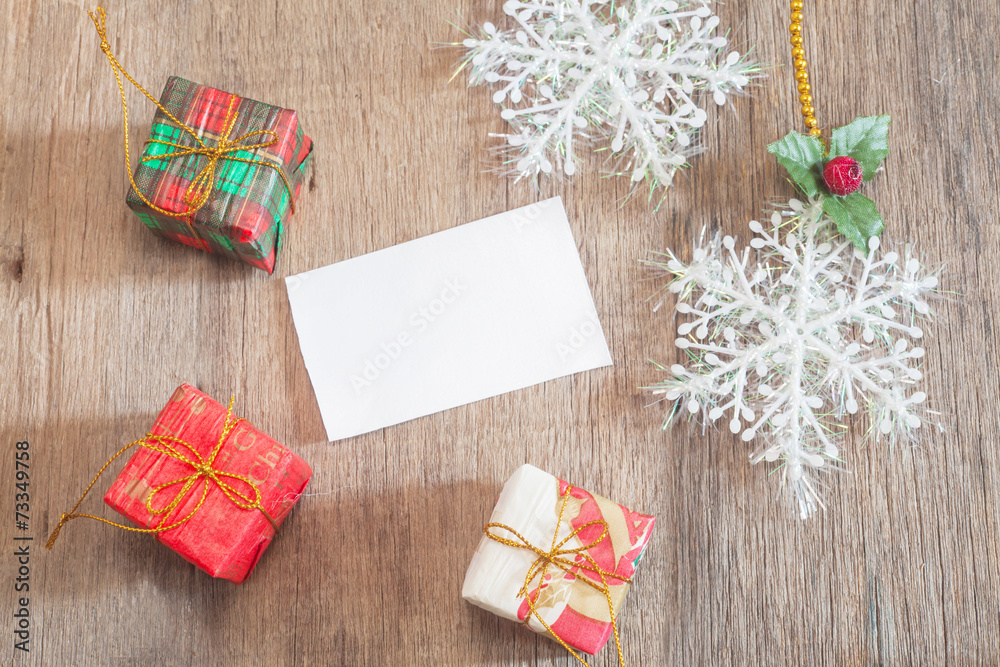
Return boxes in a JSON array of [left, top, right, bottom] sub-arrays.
[[484, 486, 631, 667], [87, 7, 296, 224], [46, 396, 278, 551]]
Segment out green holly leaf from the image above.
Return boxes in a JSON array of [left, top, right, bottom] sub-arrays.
[[822, 192, 885, 252], [828, 115, 891, 182], [767, 131, 825, 198]]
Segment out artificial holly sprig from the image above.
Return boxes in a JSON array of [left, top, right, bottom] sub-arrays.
[[767, 115, 891, 250]]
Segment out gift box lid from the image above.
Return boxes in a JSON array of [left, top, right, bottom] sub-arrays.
[[102, 384, 312, 583], [126, 76, 313, 251], [462, 464, 655, 655]]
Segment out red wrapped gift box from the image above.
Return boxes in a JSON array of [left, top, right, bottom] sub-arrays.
[[102, 384, 311, 583]]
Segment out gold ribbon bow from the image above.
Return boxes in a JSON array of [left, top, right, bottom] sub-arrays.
[[87, 7, 295, 222], [484, 486, 631, 667], [46, 396, 277, 550]]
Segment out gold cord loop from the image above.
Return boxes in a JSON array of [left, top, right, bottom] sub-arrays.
[[45, 396, 278, 551], [483, 486, 631, 667]]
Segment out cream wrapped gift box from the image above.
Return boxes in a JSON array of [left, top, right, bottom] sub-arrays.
[[462, 464, 655, 656]]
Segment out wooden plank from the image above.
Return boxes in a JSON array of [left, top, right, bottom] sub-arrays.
[[1, 0, 998, 663]]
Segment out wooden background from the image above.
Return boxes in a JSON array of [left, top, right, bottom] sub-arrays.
[[2, 0, 998, 664]]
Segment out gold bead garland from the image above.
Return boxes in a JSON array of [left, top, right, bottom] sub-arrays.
[[789, 0, 821, 137]]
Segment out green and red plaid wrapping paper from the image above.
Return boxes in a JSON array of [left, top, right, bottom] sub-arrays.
[[127, 76, 313, 273]]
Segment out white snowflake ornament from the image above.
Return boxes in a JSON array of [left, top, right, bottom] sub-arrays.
[[459, 0, 755, 192], [647, 198, 938, 518]]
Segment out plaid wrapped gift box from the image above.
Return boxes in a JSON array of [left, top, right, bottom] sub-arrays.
[[101, 384, 312, 583], [127, 76, 313, 273], [463, 464, 655, 658]]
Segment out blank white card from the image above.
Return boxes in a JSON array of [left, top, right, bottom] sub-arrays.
[[285, 197, 612, 441]]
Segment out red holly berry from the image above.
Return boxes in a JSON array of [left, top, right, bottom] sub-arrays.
[[822, 156, 863, 196]]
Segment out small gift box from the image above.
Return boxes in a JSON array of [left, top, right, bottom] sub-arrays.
[[46, 384, 311, 584], [462, 464, 655, 659], [103, 384, 311, 583], [125, 76, 313, 273]]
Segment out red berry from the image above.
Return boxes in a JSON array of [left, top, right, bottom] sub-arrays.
[[822, 156, 863, 196]]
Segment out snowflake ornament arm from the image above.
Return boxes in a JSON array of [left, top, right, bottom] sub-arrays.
[[460, 0, 756, 191], [648, 198, 938, 518]]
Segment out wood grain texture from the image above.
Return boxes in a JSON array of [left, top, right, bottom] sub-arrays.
[[2, 0, 998, 664]]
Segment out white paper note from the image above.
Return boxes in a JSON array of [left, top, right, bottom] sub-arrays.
[[285, 197, 612, 441]]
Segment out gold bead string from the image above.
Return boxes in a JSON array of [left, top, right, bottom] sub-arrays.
[[789, 0, 821, 138]]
